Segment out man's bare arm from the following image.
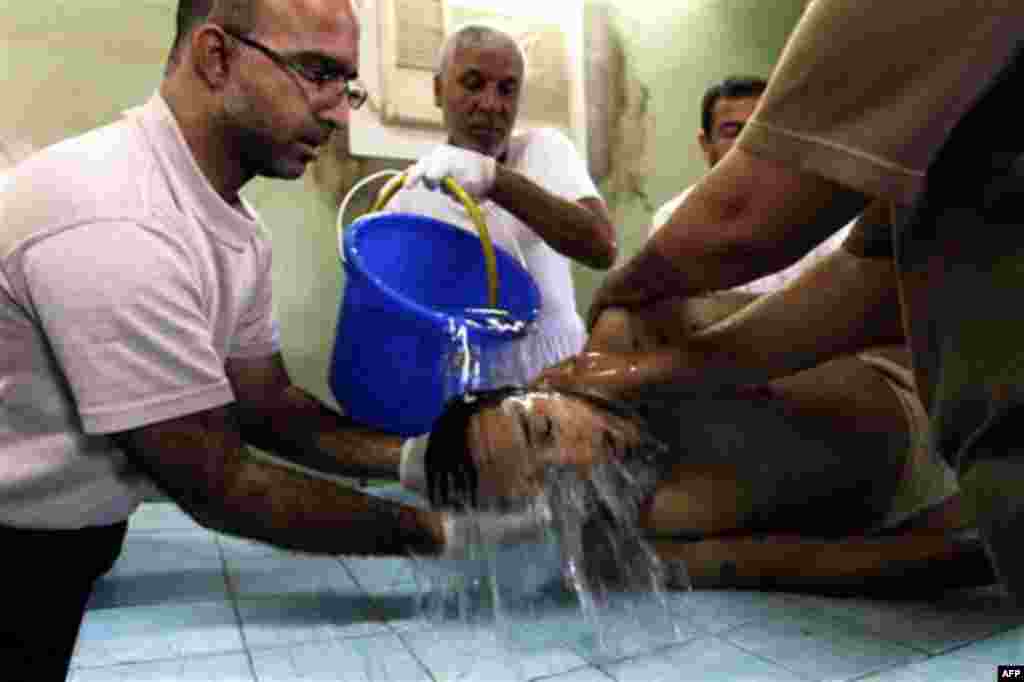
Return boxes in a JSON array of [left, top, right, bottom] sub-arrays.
[[225, 353, 404, 481], [587, 147, 867, 321], [539, 202, 902, 397], [642, 242, 901, 392], [490, 165, 617, 269], [113, 406, 444, 557], [687, 206, 904, 384]]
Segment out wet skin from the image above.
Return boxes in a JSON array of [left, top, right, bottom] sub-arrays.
[[465, 392, 644, 506]]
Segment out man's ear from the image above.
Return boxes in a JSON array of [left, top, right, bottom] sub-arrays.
[[433, 74, 443, 108], [191, 25, 233, 88], [697, 129, 714, 166]]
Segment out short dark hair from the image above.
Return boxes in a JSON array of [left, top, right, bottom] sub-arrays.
[[167, 0, 258, 71], [700, 75, 768, 138], [170, 0, 215, 61]]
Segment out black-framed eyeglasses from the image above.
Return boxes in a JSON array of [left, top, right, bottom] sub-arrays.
[[220, 27, 368, 110]]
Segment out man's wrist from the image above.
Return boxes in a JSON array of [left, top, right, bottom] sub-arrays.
[[629, 243, 693, 304], [488, 163, 520, 203]]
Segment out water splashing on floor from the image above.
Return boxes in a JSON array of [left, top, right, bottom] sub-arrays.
[[411, 369, 693, 668]]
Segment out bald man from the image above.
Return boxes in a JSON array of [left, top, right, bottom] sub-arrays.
[[0, 2, 525, 677]]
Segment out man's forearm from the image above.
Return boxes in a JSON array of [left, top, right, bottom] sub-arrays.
[[234, 386, 404, 481], [608, 148, 867, 306], [490, 165, 617, 269], [213, 451, 441, 556], [116, 408, 444, 558], [688, 245, 905, 386]]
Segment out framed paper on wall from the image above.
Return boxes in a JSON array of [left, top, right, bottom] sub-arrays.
[[349, 0, 587, 162]]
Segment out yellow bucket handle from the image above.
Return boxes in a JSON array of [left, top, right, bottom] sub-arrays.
[[338, 171, 501, 309]]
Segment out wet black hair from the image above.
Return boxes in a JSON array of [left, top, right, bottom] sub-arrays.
[[700, 75, 768, 139], [423, 386, 668, 509]]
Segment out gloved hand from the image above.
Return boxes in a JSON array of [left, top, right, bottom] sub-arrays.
[[404, 144, 497, 198], [441, 507, 552, 559]]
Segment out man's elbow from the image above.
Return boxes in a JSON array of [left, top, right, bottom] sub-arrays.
[[586, 237, 617, 270], [574, 198, 617, 269], [582, 217, 619, 269]]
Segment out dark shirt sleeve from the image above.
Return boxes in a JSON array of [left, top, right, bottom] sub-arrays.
[[842, 205, 895, 260]]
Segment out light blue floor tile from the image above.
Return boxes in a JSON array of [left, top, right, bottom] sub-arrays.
[[388, 555, 697, 665], [565, 594, 700, 664], [536, 666, 616, 682], [342, 556, 422, 596], [791, 587, 1024, 655], [858, 653, 999, 681], [88, 530, 228, 609], [490, 606, 599, 653], [128, 502, 205, 533], [949, 623, 1024, 664], [226, 552, 359, 599], [217, 533, 305, 560], [249, 632, 431, 681], [72, 601, 244, 668], [236, 595, 391, 649], [69, 503, 1024, 682], [668, 589, 803, 635], [403, 624, 588, 681], [601, 635, 803, 682], [723, 608, 925, 681], [68, 652, 254, 681]]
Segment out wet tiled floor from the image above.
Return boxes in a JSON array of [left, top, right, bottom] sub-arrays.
[[69, 493, 1024, 681]]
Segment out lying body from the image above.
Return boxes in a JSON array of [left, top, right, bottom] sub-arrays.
[[415, 296, 992, 597]]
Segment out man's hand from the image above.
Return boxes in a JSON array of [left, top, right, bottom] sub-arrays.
[[534, 349, 673, 400], [586, 264, 676, 331], [405, 144, 497, 198]]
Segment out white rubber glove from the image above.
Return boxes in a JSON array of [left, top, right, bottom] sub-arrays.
[[399, 434, 430, 495], [404, 144, 497, 198], [442, 507, 552, 559]]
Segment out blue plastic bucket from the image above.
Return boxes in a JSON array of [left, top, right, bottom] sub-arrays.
[[330, 211, 541, 436]]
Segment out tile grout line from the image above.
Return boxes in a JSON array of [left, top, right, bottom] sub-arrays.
[[782, 598, 1008, 659], [215, 533, 262, 682], [702, 633, 821, 682], [337, 554, 442, 681]]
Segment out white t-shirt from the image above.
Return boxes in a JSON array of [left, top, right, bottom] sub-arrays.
[[650, 185, 851, 295], [386, 127, 600, 384], [0, 93, 280, 529]]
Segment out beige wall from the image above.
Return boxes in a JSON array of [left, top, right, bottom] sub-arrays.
[[1, 0, 804, 404], [573, 0, 807, 309]]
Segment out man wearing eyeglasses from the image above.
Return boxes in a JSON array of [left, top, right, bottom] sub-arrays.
[[0, 2, 536, 678]]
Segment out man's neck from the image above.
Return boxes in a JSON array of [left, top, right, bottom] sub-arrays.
[[160, 81, 250, 208], [448, 135, 508, 164]]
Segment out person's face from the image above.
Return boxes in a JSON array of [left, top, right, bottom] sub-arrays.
[[698, 95, 760, 167], [434, 39, 524, 159], [220, 0, 360, 180], [466, 391, 643, 506]]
